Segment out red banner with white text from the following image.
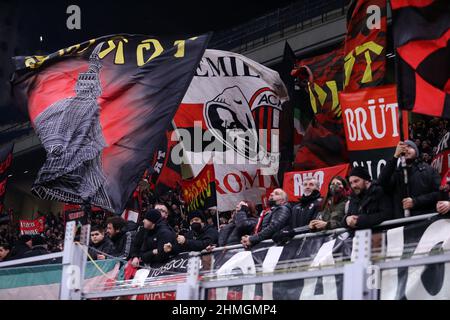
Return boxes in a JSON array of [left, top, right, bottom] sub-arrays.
[[283, 163, 349, 202], [340, 85, 408, 179]]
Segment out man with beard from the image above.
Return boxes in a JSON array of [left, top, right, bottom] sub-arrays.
[[344, 167, 393, 229], [290, 177, 323, 228], [378, 140, 440, 218], [309, 176, 350, 231], [271, 179, 321, 244]]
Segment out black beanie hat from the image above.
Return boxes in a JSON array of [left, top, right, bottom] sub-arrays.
[[144, 209, 161, 224], [349, 166, 372, 181], [188, 210, 206, 222]]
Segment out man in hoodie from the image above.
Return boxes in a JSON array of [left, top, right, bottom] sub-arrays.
[[88, 225, 115, 260], [165, 210, 218, 253], [130, 209, 176, 267]]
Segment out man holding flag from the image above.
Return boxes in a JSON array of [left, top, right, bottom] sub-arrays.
[[378, 140, 441, 218]]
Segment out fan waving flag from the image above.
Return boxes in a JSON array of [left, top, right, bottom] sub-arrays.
[[392, 0, 450, 117], [11, 34, 210, 213]]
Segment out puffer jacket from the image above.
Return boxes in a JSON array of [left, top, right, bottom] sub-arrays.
[[249, 204, 291, 245], [218, 208, 258, 246]]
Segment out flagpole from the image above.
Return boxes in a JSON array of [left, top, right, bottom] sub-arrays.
[[216, 210, 220, 232], [398, 108, 410, 217]]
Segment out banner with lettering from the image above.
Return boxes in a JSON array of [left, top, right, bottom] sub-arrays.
[[340, 85, 408, 179], [283, 163, 349, 202], [11, 34, 210, 214], [343, 0, 387, 91], [431, 132, 450, 185], [64, 205, 88, 226], [0, 143, 13, 214], [19, 216, 45, 235], [172, 49, 287, 211], [180, 163, 217, 213]]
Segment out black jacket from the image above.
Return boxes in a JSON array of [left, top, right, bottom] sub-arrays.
[[249, 204, 291, 245], [290, 190, 323, 228], [176, 224, 219, 253], [110, 229, 133, 260], [10, 242, 32, 260], [88, 237, 116, 260], [378, 157, 441, 218], [218, 209, 258, 246], [130, 219, 176, 264], [344, 182, 393, 229]]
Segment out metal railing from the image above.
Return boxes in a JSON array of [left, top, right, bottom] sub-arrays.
[[1, 212, 447, 300]]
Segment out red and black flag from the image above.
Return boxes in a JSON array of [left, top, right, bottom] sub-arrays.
[[297, 45, 344, 118], [0, 143, 14, 213], [147, 129, 182, 194], [344, 0, 387, 91], [392, 0, 450, 117], [11, 34, 210, 214], [293, 45, 349, 170], [180, 163, 217, 213]]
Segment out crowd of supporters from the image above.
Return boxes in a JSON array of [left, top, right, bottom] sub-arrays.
[[1, 115, 450, 267]]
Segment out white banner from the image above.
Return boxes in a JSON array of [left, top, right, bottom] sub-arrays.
[[173, 49, 288, 211]]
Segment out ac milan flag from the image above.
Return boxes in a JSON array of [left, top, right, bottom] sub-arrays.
[[0, 143, 13, 214], [11, 34, 210, 213], [344, 0, 387, 91], [173, 49, 287, 211], [392, 0, 450, 117]]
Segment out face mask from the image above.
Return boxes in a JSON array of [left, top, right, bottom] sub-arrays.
[[329, 185, 342, 195], [190, 222, 202, 233], [268, 199, 277, 207]]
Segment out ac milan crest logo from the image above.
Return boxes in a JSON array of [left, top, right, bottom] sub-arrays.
[[204, 86, 282, 165]]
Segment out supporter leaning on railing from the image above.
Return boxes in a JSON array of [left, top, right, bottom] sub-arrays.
[[343, 167, 393, 229]]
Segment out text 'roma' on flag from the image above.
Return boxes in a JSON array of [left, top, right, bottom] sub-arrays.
[[391, 0, 450, 118], [11, 34, 210, 213]]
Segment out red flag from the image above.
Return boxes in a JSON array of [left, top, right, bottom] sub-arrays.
[[392, 0, 450, 117]]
